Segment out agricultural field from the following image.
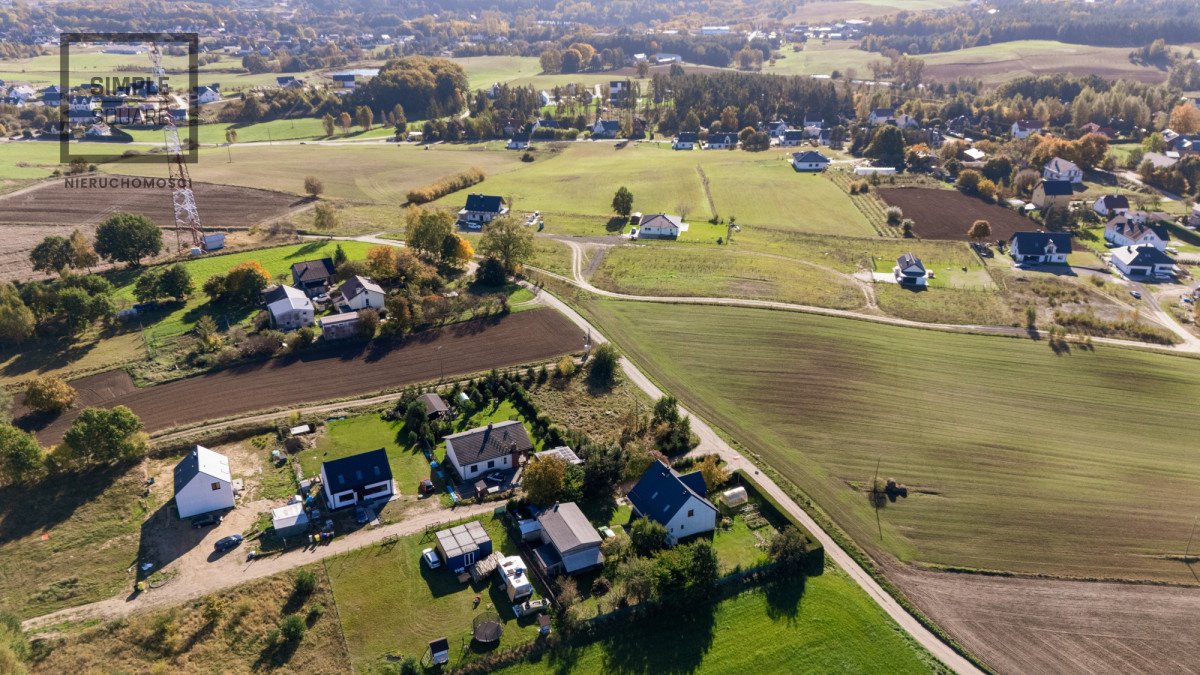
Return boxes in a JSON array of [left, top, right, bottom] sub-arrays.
[[499, 566, 938, 675], [763, 41, 880, 79], [919, 40, 1176, 85], [576, 298, 1200, 584], [878, 188, 1035, 242]]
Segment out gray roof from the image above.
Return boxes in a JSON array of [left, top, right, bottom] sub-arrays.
[[537, 502, 601, 553], [1112, 245, 1174, 267], [626, 460, 716, 526], [174, 445, 231, 494], [445, 420, 533, 465], [337, 275, 384, 301], [291, 258, 335, 284], [436, 520, 491, 558], [638, 213, 683, 230], [793, 150, 829, 163], [897, 252, 925, 274], [421, 392, 449, 415], [1045, 157, 1080, 175]]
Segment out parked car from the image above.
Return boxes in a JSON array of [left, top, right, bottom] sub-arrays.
[[192, 513, 222, 528], [214, 534, 243, 553], [355, 505, 369, 524], [1130, 290, 1142, 299], [484, 471, 504, 484], [421, 547, 441, 569], [1183, 296, 1194, 305]]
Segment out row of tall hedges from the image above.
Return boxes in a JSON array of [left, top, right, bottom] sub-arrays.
[[405, 166, 485, 204]]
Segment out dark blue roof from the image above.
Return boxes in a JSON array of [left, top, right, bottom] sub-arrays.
[[598, 120, 621, 131], [322, 448, 392, 492], [675, 132, 698, 143], [536, 118, 559, 128], [709, 132, 738, 144], [1011, 231, 1073, 254], [627, 460, 715, 525], [1039, 180, 1073, 196], [783, 129, 804, 141], [464, 193, 504, 213]]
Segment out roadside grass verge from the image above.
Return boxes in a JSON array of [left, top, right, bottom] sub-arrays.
[[874, 285, 1018, 325]]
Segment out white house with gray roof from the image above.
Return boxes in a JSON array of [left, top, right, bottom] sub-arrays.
[[173, 445, 234, 518], [533, 502, 603, 575], [444, 420, 533, 481], [626, 460, 717, 545]]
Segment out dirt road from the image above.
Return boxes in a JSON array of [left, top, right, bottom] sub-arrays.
[[28, 309, 584, 444]]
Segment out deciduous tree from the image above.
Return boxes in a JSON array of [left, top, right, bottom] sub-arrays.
[[94, 213, 162, 266], [68, 229, 98, 271], [479, 216, 534, 273], [303, 176, 324, 198], [59, 406, 147, 467], [0, 424, 43, 484], [30, 236, 73, 275], [524, 454, 566, 505], [405, 208, 455, 261], [611, 186, 634, 216], [968, 219, 992, 243], [24, 376, 76, 414]]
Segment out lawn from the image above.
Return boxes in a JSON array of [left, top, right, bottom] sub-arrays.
[[762, 41, 880, 79], [590, 243, 866, 310], [0, 141, 69, 180], [298, 414, 434, 500], [530, 238, 573, 277], [575, 298, 1200, 584], [324, 513, 545, 670], [498, 565, 937, 674], [0, 328, 145, 387]]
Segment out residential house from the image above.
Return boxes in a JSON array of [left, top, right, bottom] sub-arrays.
[[626, 460, 718, 545], [443, 420, 533, 481], [868, 108, 895, 126], [319, 311, 360, 340], [532, 118, 558, 132], [803, 113, 824, 128], [1110, 246, 1176, 278], [194, 85, 220, 104], [506, 130, 530, 150], [1031, 180, 1074, 209], [1105, 215, 1169, 251], [1009, 232, 1072, 264], [435, 521, 493, 572], [962, 147, 987, 163], [893, 113, 920, 129], [539, 90, 552, 106], [652, 52, 682, 64], [1011, 119, 1043, 139], [320, 448, 394, 509], [637, 213, 683, 239], [290, 258, 336, 297], [592, 119, 621, 138], [672, 131, 698, 150], [458, 193, 509, 229], [893, 252, 928, 287], [791, 150, 831, 171], [705, 132, 738, 149], [1141, 152, 1178, 169], [608, 80, 628, 102], [41, 84, 61, 107], [1043, 157, 1083, 184], [265, 285, 314, 330], [335, 275, 385, 311], [780, 129, 805, 147], [532, 502, 603, 576], [84, 122, 112, 137], [765, 119, 789, 138], [276, 75, 296, 86], [1080, 122, 1117, 139], [420, 392, 449, 420], [1093, 194, 1130, 217], [173, 445, 235, 519]]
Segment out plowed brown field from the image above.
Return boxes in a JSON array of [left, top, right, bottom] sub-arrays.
[[879, 187, 1038, 242], [27, 308, 583, 444]]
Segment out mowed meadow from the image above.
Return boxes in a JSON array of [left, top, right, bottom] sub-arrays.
[[582, 299, 1200, 583]]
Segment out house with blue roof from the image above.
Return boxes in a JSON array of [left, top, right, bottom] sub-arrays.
[[626, 460, 718, 544], [320, 448, 394, 509]]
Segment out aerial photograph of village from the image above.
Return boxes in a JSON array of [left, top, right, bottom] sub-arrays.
[[0, 0, 1199, 672]]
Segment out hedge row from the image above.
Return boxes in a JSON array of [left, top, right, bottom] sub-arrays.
[[405, 166, 486, 204]]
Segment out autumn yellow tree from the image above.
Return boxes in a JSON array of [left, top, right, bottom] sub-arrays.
[[697, 454, 728, 493], [447, 235, 474, 267], [366, 245, 400, 280], [1169, 104, 1200, 134]]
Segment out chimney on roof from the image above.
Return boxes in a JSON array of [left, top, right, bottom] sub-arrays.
[[487, 422, 493, 430]]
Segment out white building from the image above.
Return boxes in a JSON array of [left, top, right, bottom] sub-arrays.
[[173, 445, 235, 519], [1105, 216, 1168, 251], [444, 420, 533, 481], [637, 213, 683, 239], [266, 285, 314, 330], [791, 150, 831, 171], [626, 460, 718, 545], [1043, 157, 1083, 184], [335, 275, 385, 311], [1111, 246, 1176, 278], [532, 502, 603, 575], [320, 448, 394, 509]]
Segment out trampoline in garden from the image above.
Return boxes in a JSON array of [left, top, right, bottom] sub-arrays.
[[472, 612, 504, 643]]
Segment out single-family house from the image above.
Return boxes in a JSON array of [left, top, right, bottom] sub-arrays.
[[1093, 194, 1130, 217], [1141, 151, 1178, 169], [271, 502, 310, 537], [637, 213, 683, 239], [652, 52, 682, 64], [173, 445, 235, 519], [533, 446, 583, 466], [335, 275, 385, 311], [765, 119, 789, 138], [803, 113, 824, 128], [1043, 157, 1083, 184], [320, 448, 394, 509], [532, 118, 558, 132], [1031, 180, 1074, 209], [319, 311, 360, 340], [532, 502, 603, 576], [84, 122, 112, 137], [1105, 216, 1169, 251], [420, 392, 449, 419], [1010, 232, 1072, 264], [1110, 245, 1176, 278], [627, 460, 718, 545], [443, 420, 533, 481], [41, 84, 61, 107], [276, 75, 296, 86], [265, 284, 314, 330], [506, 130, 530, 150], [592, 119, 621, 138], [780, 129, 805, 147], [1011, 119, 1043, 139], [539, 90, 552, 106], [893, 252, 928, 287], [608, 80, 628, 102], [705, 132, 738, 149], [672, 131, 698, 150], [458, 193, 509, 229], [435, 521, 493, 572], [290, 258, 336, 297], [893, 113, 920, 129], [791, 150, 831, 171], [1080, 122, 1117, 139], [194, 85, 220, 104], [868, 108, 895, 126]]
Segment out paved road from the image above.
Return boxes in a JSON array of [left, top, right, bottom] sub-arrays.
[[520, 279, 984, 674]]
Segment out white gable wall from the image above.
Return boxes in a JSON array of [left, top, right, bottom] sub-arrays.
[[663, 495, 717, 542], [176, 473, 234, 518]]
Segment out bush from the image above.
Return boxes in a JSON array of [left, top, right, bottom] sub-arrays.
[[356, 308, 380, 338], [24, 376, 76, 413], [587, 343, 619, 388], [769, 526, 809, 572], [406, 167, 485, 204], [239, 334, 280, 359], [475, 256, 507, 286], [556, 355, 575, 378], [294, 569, 317, 596], [280, 614, 305, 643], [306, 603, 324, 625], [885, 206, 903, 225], [629, 516, 668, 556]]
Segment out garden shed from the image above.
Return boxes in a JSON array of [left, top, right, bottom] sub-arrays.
[[271, 502, 310, 537], [435, 521, 493, 573]]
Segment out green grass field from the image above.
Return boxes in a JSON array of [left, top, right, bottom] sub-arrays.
[[576, 298, 1200, 584], [499, 565, 937, 674], [0, 141, 69, 180], [763, 41, 879, 78], [920, 40, 1174, 85], [0, 48, 317, 89]]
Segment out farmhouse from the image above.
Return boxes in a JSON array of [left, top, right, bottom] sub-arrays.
[[532, 502, 603, 576], [335, 275, 385, 311], [1111, 246, 1176, 278], [1093, 194, 1130, 217], [458, 193, 509, 230], [672, 131, 698, 150], [1010, 232, 1072, 264], [435, 521, 493, 573], [705, 132, 738, 149], [506, 130, 530, 150], [173, 445, 235, 519], [290, 258, 336, 297], [1011, 119, 1043, 139], [791, 150, 830, 171], [627, 460, 718, 545], [637, 213, 684, 239], [1105, 216, 1169, 251], [1031, 180, 1074, 209], [320, 448, 394, 509], [194, 85, 220, 104], [444, 420, 533, 481], [265, 285, 314, 330], [1043, 157, 1083, 184], [893, 252, 928, 287], [319, 311, 360, 340]]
